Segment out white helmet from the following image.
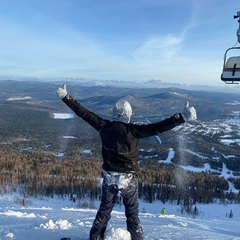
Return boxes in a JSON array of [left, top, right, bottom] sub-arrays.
[[112, 100, 132, 123]]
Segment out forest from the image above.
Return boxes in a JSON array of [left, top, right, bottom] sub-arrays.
[[0, 143, 239, 208]]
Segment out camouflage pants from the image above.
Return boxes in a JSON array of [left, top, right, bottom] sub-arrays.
[[89, 171, 144, 240]]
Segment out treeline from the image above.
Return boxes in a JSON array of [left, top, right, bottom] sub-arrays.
[[138, 161, 239, 204], [0, 147, 102, 200], [0, 146, 240, 205]]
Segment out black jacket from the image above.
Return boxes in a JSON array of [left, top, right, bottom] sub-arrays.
[[62, 95, 185, 173]]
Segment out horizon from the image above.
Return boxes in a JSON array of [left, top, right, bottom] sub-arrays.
[[0, 78, 240, 94], [0, 0, 240, 87]]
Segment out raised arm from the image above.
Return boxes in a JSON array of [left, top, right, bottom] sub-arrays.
[[56, 84, 108, 131], [132, 101, 197, 138]]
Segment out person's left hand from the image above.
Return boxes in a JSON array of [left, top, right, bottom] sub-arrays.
[[182, 101, 197, 121], [57, 83, 68, 99]]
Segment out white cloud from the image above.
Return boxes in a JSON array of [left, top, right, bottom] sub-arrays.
[[132, 35, 185, 64]]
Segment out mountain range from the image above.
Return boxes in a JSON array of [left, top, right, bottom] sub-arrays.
[[0, 80, 239, 182]]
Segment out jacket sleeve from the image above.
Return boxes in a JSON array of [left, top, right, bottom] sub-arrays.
[[131, 113, 185, 139], [62, 94, 108, 131]]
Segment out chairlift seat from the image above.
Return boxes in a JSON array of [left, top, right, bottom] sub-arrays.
[[221, 56, 240, 82], [225, 56, 240, 68]]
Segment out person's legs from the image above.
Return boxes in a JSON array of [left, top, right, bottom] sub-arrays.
[[89, 174, 118, 240], [120, 173, 144, 240]]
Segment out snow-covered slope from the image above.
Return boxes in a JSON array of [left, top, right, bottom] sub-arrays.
[[0, 194, 239, 240]]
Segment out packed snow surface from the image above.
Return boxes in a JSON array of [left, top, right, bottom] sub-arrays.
[[0, 194, 240, 240]]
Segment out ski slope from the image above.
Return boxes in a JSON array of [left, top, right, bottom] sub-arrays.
[[0, 194, 240, 240]]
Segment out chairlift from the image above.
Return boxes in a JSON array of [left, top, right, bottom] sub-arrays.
[[221, 47, 240, 83], [221, 11, 240, 84]]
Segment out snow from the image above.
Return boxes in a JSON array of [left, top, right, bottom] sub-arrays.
[[180, 163, 213, 173], [220, 138, 240, 146], [7, 96, 32, 101], [53, 113, 75, 119], [183, 149, 208, 160], [159, 148, 174, 163], [0, 194, 240, 240], [54, 152, 66, 157], [82, 150, 92, 154], [63, 136, 77, 139]]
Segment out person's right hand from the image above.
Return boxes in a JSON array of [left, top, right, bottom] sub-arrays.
[[57, 83, 68, 99]]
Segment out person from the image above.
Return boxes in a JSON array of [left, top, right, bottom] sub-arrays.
[[56, 84, 197, 240], [161, 207, 166, 215]]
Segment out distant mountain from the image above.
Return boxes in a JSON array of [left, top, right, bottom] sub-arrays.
[[0, 80, 239, 182]]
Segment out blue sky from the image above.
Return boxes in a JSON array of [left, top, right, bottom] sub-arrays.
[[0, 0, 239, 86]]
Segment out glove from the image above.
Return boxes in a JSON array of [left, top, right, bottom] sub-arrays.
[[57, 83, 68, 99], [182, 101, 197, 121]]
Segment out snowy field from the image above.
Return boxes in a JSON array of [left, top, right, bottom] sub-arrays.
[[0, 194, 240, 240]]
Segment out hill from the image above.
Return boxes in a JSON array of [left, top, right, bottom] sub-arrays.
[[0, 80, 240, 203]]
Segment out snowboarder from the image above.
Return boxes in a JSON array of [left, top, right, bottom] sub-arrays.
[[57, 84, 197, 240]]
